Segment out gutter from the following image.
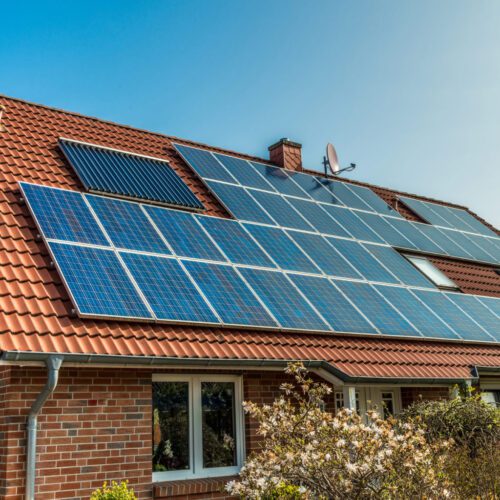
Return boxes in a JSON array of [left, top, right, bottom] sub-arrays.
[[0, 350, 475, 386], [25, 355, 63, 500]]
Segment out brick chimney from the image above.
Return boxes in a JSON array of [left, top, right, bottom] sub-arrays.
[[268, 138, 303, 172]]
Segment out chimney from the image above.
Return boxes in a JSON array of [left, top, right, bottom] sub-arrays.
[[268, 138, 303, 172]]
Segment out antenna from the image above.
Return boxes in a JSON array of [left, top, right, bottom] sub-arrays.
[[323, 142, 356, 176]]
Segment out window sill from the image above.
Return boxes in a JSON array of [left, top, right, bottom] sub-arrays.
[[154, 475, 237, 499]]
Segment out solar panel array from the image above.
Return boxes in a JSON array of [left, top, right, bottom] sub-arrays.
[[20, 181, 500, 343], [174, 144, 500, 266]]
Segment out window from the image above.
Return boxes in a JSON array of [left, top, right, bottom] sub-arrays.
[[404, 255, 459, 290], [335, 391, 361, 413], [481, 391, 500, 408], [152, 375, 244, 481], [381, 392, 395, 418]]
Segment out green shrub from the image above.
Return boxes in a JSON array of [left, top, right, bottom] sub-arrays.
[[264, 482, 306, 499], [90, 481, 137, 500]]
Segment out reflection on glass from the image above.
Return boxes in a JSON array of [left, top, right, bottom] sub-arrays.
[[202, 382, 236, 468], [152, 382, 189, 472], [382, 392, 394, 419]]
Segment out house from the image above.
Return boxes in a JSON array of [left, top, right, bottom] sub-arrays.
[[0, 94, 499, 500]]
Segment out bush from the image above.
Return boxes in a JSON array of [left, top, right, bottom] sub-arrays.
[[226, 362, 452, 499], [90, 481, 137, 500]]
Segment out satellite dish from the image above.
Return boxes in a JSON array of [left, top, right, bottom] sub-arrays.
[[322, 142, 356, 176]]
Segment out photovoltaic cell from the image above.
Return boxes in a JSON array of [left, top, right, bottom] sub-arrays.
[[249, 190, 313, 230], [285, 198, 351, 237], [387, 220, 445, 254], [439, 206, 477, 232], [364, 244, 436, 288], [244, 224, 319, 273], [412, 290, 493, 342], [290, 275, 378, 334], [145, 206, 226, 261], [20, 182, 109, 246], [375, 285, 459, 339], [399, 197, 449, 227], [289, 231, 362, 279], [214, 153, 273, 191], [183, 261, 278, 327], [174, 144, 236, 183], [326, 238, 399, 284], [423, 226, 473, 259], [206, 181, 274, 225], [61, 139, 203, 209], [86, 195, 170, 254], [49, 242, 152, 319], [440, 229, 495, 263], [197, 216, 275, 268], [250, 162, 309, 198], [334, 281, 419, 337], [238, 268, 329, 331], [327, 181, 372, 211], [291, 173, 342, 203], [465, 234, 500, 262], [347, 184, 402, 217], [120, 253, 218, 323], [447, 207, 497, 237], [477, 296, 500, 318]]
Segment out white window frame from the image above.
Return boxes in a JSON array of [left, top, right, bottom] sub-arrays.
[[152, 374, 245, 482], [403, 254, 459, 290]]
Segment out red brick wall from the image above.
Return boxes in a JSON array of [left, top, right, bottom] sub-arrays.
[[400, 386, 450, 408]]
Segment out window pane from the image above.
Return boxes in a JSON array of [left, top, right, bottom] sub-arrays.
[[202, 382, 237, 468], [381, 392, 394, 418], [153, 382, 190, 472], [405, 255, 459, 289]]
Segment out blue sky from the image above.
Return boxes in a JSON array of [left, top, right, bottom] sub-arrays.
[[2, 0, 499, 226]]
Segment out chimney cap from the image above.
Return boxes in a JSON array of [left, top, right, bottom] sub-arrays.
[[268, 138, 302, 151]]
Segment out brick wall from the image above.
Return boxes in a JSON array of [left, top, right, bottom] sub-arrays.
[[400, 386, 450, 408]]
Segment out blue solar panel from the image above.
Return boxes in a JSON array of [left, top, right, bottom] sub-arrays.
[[86, 195, 170, 254], [238, 268, 329, 331], [326, 238, 399, 284], [290, 173, 342, 203], [145, 206, 226, 261], [206, 181, 274, 225], [347, 184, 402, 217], [438, 206, 478, 232], [386, 220, 445, 254], [290, 275, 378, 334], [444, 293, 499, 342], [364, 244, 436, 288], [285, 198, 351, 237], [174, 144, 236, 183], [321, 205, 385, 243], [20, 182, 109, 246], [375, 285, 459, 339], [250, 191, 313, 230], [327, 181, 372, 211], [60, 139, 203, 209], [465, 234, 500, 262], [289, 232, 362, 279], [421, 226, 472, 259], [213, 154, 274, 191], [335, 281, 419, 337], [197, 216, 275, 268], [244, 225, 319, 273], [183, 261, 278, 327], [440, 229, 495, 263], [354, 212, 417, 249], [412, 290, 493, 342], [476, 296, 500, 319], [250, 162, 310, 198], [120, 253, 218, 323], [447, 207, 497, 237], [49, 242, 152, 319], [400, 197, 449, 227]]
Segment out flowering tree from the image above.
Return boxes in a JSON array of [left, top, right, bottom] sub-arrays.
[[226, 363, 452, 499]]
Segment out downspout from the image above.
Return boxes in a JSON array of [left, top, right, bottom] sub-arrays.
[[25, 355, 63, 500]]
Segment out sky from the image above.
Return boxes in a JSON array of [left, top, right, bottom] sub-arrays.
[[2, 0, 499, 227]]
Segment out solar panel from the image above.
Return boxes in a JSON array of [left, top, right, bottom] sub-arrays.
[[20, 182, 109, 246], [205, 181, 274, 225], [238, 268, 330, 331], [145, 206, 226, 261], [405, 222, 449, 255], [249, 162, 309, 198], [444, 293, 499, 342], [327, 181, 372, 211], [86, 195, 170, 254], [412, 290, 494, 342], [334, 281, 419, 337], [345, 184, 401, 217], [465, 234, 500, 262], [399, 197, 449, 227], [249, 191, 313, 230], [285, 198, 351, 237], [476, 296, 500, 319], [290, 275, 378, 334], [184, 261, 278, 328], [321, 205, 385, 243], [364, 244, 436, 288], [421, 226, 473, 259], [289, 232, 362, 279], [440, 229, 496, 263], [374, 285, 459, 339], [60, 139, 203, 209], [326, 238, 399, 284], [197, 216, 276, 268], [447, 207, 497, 237], [244, 224, 319, 273], [438, 205, 478, 233], [214, 153, 273, 191], [290, 173, 342, 203], [49, 242, 152, 319], [174, 144, 236, 183], [120, 253, 219, 323]]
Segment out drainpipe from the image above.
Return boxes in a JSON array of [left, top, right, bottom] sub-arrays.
[[25, 355, 63, 500]]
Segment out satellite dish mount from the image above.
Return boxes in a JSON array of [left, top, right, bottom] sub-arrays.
[[323, 142, 356, 176]]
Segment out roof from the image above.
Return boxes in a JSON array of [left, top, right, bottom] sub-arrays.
[[0, 94, 499, 381]]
